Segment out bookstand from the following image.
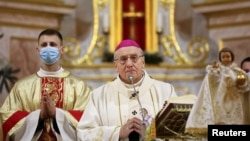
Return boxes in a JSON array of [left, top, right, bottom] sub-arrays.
[[155, 101, 198, 140]]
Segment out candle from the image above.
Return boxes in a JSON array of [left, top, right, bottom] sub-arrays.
[[103, 13, 109, 33], [157, 13, 163, 33], [102, 13, 109, 34]]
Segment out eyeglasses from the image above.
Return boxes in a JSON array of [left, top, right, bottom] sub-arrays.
[[114, 55, 144, 64]]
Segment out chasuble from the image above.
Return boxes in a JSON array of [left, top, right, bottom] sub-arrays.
[[77, 70, 177, 141], [0, 68, 91, 141]]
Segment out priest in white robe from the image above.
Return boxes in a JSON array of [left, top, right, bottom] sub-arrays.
[[237, 57, 250, 124], [77, 39, 177, 141]]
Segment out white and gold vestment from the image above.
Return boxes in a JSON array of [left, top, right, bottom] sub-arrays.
[[185, 62, 245, 138], [77, 70, 177, 141], [0, 67, 91, 141]]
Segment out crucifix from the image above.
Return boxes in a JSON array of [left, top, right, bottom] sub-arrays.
[[123, 2, 144, 40]]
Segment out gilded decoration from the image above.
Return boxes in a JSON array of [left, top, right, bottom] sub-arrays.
[[62, 0, 209, 67], [42, 77, 64, 107], [62, 0, 107, 66], [159, 0, 209, 65]]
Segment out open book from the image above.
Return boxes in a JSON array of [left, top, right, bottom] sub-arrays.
[[155, 94, 197, 139]]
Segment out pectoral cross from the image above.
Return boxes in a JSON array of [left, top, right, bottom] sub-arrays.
[[132, 110, 137, 115], [123, 2, 144, 40]]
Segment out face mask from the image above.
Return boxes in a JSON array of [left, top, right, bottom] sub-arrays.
[[40, 46, 60, 65]]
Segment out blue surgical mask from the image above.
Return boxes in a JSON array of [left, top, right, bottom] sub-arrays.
[[40, 46, 60, 65]]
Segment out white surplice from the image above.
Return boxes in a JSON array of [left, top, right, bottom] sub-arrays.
[[77, 70, 177, 141]]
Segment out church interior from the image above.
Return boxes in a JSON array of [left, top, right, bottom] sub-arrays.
[[1, 0, 250, 106]]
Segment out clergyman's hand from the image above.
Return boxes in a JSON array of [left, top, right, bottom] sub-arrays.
[[119, 117, 146, 140], [130, 117, 145, 137], [45, 94, 56, 118], [119, 118, 134, 139], [40, 94, 49, 120]]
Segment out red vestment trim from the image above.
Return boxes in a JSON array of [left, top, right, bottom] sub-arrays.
[[3, 111, 29, 141], [68, 110, 83, 121], [39, 77, 65, 140], [41, 77, 64, 107]]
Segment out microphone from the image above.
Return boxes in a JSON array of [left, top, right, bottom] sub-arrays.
[[128, 131, 139, 141], [128, 74, 138, 99], [127, 74, 145, 121], [127, 74, 145, 141]]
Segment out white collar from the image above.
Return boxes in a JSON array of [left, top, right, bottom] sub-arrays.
[[37, 67, 64, 77]]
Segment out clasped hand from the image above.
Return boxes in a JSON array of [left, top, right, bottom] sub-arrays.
[[119, 117, 146, 139], [40, 93, 56, 120]]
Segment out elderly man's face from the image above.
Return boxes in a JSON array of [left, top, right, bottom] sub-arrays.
[[114, 47, 145, 84]]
